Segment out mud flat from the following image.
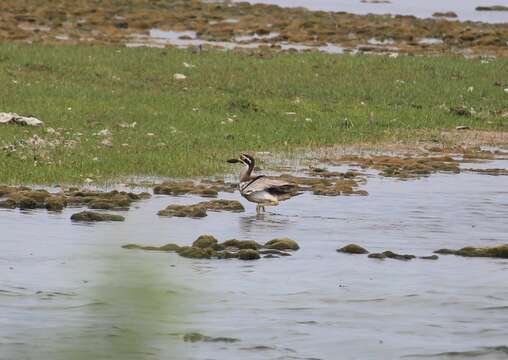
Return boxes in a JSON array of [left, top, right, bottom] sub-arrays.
[[1, 0, 508, 56]]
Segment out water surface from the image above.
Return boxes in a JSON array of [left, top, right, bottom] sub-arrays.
[[1, 159, 508, 359], [231, 0, 508, 23]]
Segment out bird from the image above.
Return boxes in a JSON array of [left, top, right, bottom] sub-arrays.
[[227, 153, 301, 214]]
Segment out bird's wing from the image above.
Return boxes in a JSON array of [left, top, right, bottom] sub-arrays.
[[243, 177, 298, 195]]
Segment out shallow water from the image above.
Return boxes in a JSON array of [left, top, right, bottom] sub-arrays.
[[1, 158, 508, 359], [232, 0, 508, 24], [127, 29, 347, 54]]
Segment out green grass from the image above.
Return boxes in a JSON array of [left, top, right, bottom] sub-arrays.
[[0, 44, 506, 184]]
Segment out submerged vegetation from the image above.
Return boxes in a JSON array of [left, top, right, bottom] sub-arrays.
[[123, 234, 300, 260], [1, 44, 507, 184]]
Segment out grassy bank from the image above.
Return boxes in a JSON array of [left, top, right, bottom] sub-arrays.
[[0, 43, 507, 184]]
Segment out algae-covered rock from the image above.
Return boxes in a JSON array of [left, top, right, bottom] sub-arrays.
[[435, 245, 508, 258], [383, 251, 416, 261], [420, 255, 439, 260], [369, 251, 415, 261], [194, 188, 219, 197], [154, 181, 221, 197], [177, 246, 215, 259], [45, 197, 66, 211], [199, 199, 245, 212], [157, 204, 208, 218], [158, 199, 245, 218], [123, 235, 296, 261], [192, 235, 218, 249], [122, 243, 180, 252], [237, 249, 261, 260], [222, 239, 262, 250], [264, 238, 300, 251], [337, 244, 369, 254], [17, 196, 42, 210], [70, 211, 125, 222], [159, 243, 181, 252], [0, 199, 16, 209], [183, 332, 239, 343]]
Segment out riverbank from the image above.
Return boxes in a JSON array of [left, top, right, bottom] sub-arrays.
[[0, 43, 507, 184]]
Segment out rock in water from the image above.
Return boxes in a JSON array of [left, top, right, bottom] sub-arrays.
[[337, 244, 369, 254], [238, 249, 261, 260], [264, 238, 300, 251], [70, 211, 124, 222], [192, 235, 218, 249]]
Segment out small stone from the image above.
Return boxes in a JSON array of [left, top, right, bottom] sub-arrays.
[[173, 73, 187, 80]]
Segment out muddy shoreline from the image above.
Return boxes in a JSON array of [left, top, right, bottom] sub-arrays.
[[2, 0, 508, 57]]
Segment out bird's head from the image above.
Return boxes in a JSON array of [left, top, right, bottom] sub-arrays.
[[227, 153, 254, 167]]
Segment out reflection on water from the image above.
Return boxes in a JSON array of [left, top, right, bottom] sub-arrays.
[[1, 158, 508, 359]]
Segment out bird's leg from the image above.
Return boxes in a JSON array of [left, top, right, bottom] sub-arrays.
[[261, 205, 266, 212], [256, 204, 261, 214]]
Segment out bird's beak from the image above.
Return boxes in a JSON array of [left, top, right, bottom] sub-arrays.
[[227, 158, 240, 164]]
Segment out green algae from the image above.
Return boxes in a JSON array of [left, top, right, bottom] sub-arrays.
[[264, 238, 300, 251], [435, 245, 508, 258], [70, 211, 125, 222]]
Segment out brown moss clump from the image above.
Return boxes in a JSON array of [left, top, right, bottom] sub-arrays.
[[313, 179, 368, 196], [153, 181, 234, 197], [123, 235, 299, 261], [264, 238, 300, 251], [337, 244, 369, 254], [433, 11, 458, 18], [222, 239, 262, 250], [0, 199, 17, 208], [157, 199, 245, 218], [70, 211, 125, 222], [464, 168, 508, 176], [122, 243, 181, 252], [45, 196, 67, 211], [237, 249, 261, 260], [192, 235, 218, 249], [276, 173, 368, 197], [183, 332, 239, 343], [157, 204, 208, 218], [201, 199, 244, 212], [328, 155, 460, 179], [435, 245, 508, 258], [420, 255, 439, 260], [2, 187, 151, 212], [368, 251, 416, 261]]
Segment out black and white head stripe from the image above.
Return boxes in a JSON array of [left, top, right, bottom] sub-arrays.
[[240, 153, 254, 167]]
